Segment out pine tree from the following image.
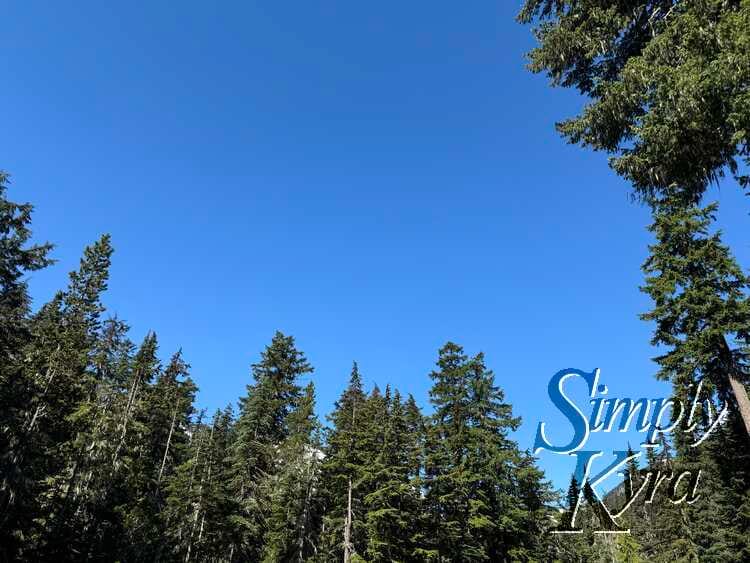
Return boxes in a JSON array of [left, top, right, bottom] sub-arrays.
[[118, 348, 197, 561], [641, 197, 750, 439], [423, 342, 552, 561], [0, 173, 53, 559], [164, 407, 235, 562], [362, 389, 421, 562], [518, 0, 750, 202], [262, 382, 322, 563], [317, 362, 367, 562], [228, 331, 312, 560], [7, 235, 113, 559]]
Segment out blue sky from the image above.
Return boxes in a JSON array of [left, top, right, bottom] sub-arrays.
[[3, 1, 749, 492]]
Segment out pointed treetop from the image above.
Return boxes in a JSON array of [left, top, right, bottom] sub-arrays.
[[0, 170, 54, 287], [163, 350, 189, 382], [251, 330, 313, 385], [350, 361, 362, 389], [66, 234, 113, 311]]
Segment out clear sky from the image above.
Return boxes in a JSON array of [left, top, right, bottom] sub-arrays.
[[3, 1, 749, 492]]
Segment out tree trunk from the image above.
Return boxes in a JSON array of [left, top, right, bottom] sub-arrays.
[[344, 476, 353, 563], [720, 336, 750, 440], [727, 372, 750, 438], [158, 409, 178, 485], [113, 370, 142, 467]]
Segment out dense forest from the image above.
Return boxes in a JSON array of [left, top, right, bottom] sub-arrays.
[[1, 171, 749, 563], [0, 174, 558, 561], [2, 1, 750, 561]]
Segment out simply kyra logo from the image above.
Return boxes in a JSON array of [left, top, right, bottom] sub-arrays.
[[534, 368, 729, 534]]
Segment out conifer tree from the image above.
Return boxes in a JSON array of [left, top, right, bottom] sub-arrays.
[[118, 347, 197, 561], [641, 198, 750, 438], [362, 389, 421, 562], [73, 317, 135, 559], [564, 475, 580, 529], [0, 173, 53, 559], [518, 0, 750, 202], [423, 342, 552, 561], [164, 407, 235, 562], [350, 384, 389, 560], [36, 319, 135, 559], [228, 331, 312, 560], [262, 382, 322, 563], [403, 394, 425, 480], [317, 362, 367, 562], [5, 235, 112, 559], [551, 475, 598, 562], [151, 351, 197, 493]]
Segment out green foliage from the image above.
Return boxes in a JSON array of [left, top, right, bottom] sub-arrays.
[[7, 172, 749, 562], [519, 0, 750, 201], [262, 382, 322, 563], [228, 331, 313, 561], [423, 342, 553, 561], [521, 4, 750, 561], [0, 172, 53, 559], [316, 362, 368, 561], [164, 407, 236, 562], [641, 198, 750, 394]]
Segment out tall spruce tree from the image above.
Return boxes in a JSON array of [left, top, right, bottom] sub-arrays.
[[423, 342, 552, 561], [641, 198, 750, 438], [361, 389, 421, 562], [71, 317, 136, 560], [518, 5, 750, 556], [118, 347, 197, 561], [317, 362, 367, 562], [6, 235, 112, 560], [262, 382, 322, 563], [228, 331, 312, 561], [0, 173, 53, 559], [552, 475, 597, 562], [164, 407, 236, 562], [638, 196, 750, 559]]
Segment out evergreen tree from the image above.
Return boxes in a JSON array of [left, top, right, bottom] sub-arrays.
[[641, 198, 750, 437], [519, 0, 750, 202], [119, 347, 197, 561], [37, 318, 135, 560], [362, 389, 421, 562], [8, 235, 113, 559], [551, 475, 597, 562], [164, 407, 236, 562], [0, 173, 53, 559], [262, 382, 322, 563], [228, 331, 312, 560], [423, 342, 552, 561], [317, 362, 367, 562], [78, 317, 136, 560], [151, 351, 197, 495], [562, 475, 580, 531]]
